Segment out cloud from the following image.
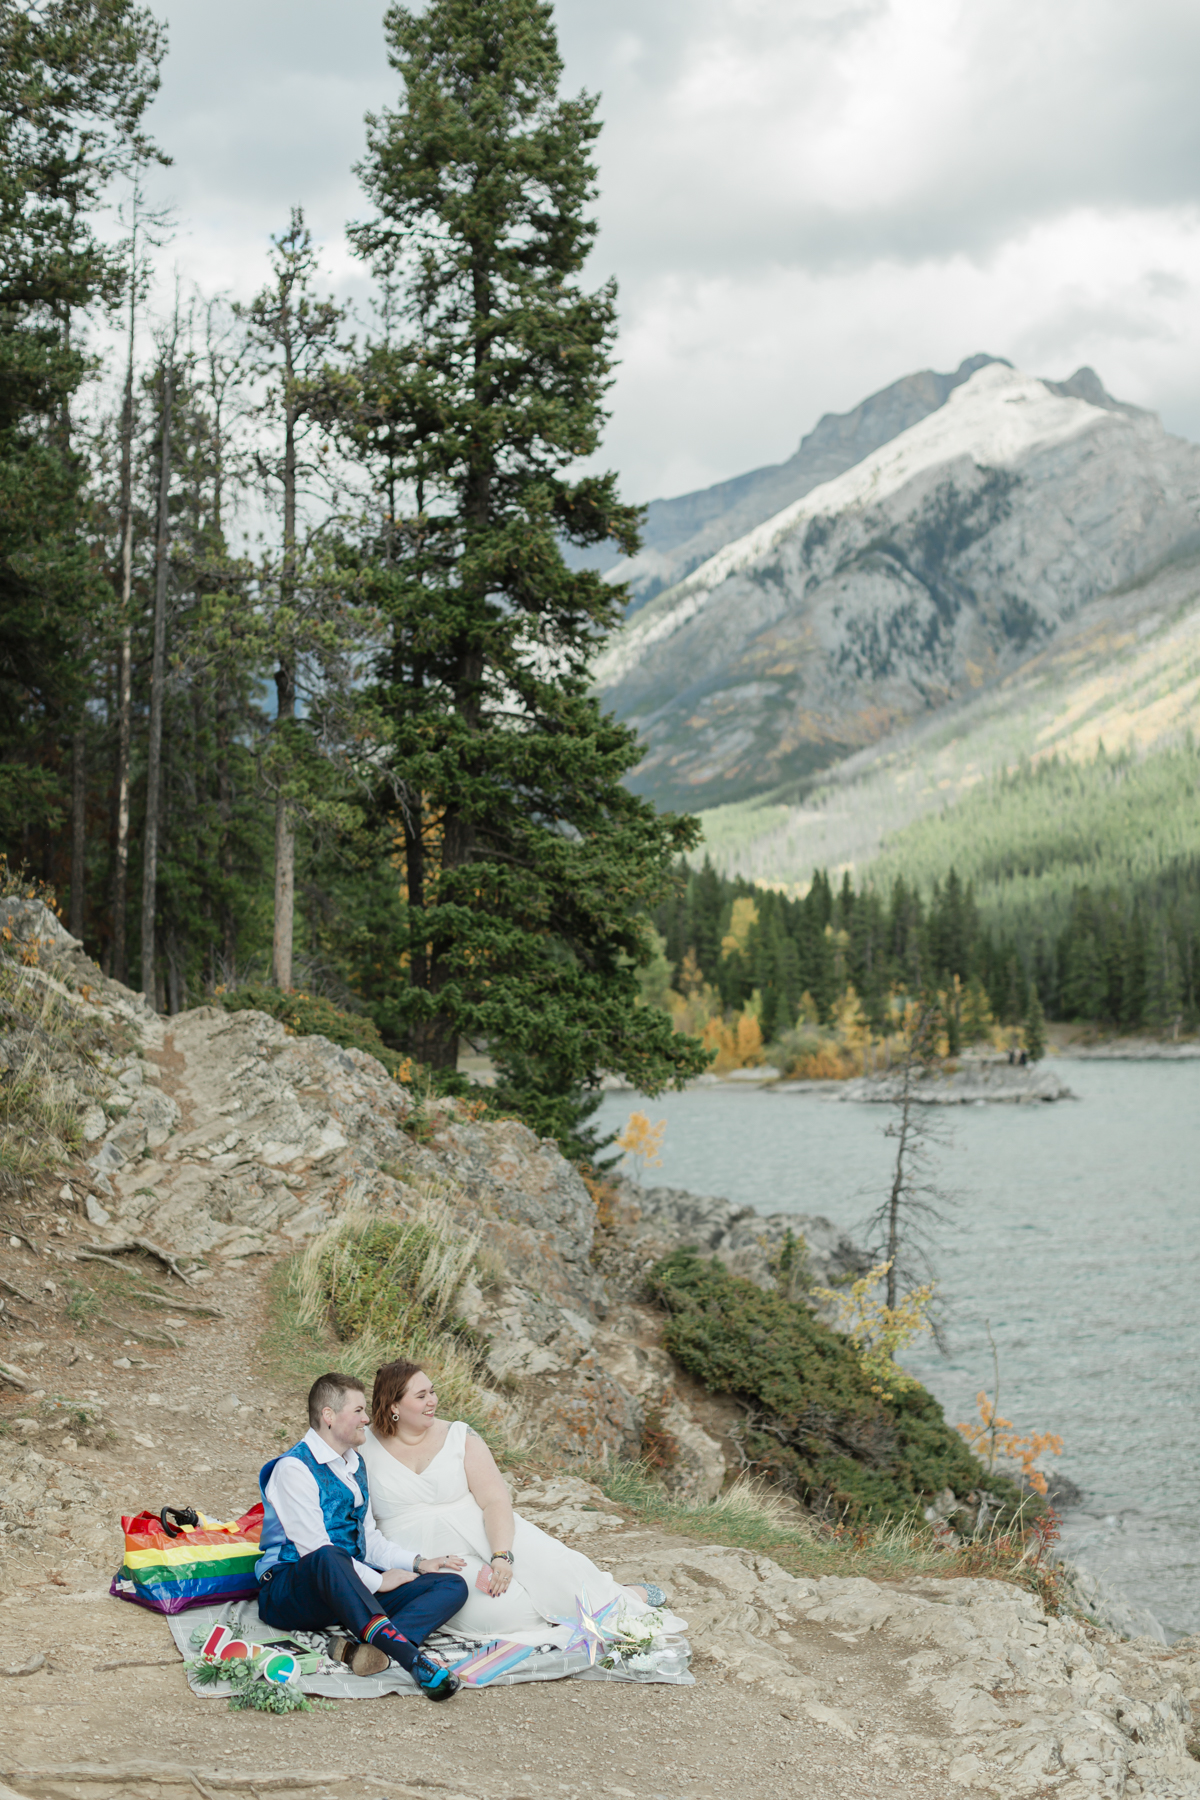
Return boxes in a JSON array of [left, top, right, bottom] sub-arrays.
[[133, 0, 1200, 502]]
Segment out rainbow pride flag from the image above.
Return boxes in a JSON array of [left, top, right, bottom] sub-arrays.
[[111, 1506, 264, 1615]]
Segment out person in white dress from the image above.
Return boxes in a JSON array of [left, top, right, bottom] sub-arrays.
[[358, 1358, 686, 1646]]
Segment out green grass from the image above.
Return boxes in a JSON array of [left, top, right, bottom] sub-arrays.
[[592, 1462, 936, 1575], [0, 958, 87, 1186], [590, 1463, 1064, 1607]]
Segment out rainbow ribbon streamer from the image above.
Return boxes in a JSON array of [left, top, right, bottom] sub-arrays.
[[448, 1639, 537, 1685]]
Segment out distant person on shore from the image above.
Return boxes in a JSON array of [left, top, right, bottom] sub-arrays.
[[255, 1370, 468, 1699]]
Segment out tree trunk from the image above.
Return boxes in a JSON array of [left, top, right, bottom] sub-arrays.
[[215, 682, 236, 981], [111, 241, 137, 984], [69, 726, 86, 938], [140, 357, 173, 1005], [270, 659, 295, 991], [270, 336, 299, 994]]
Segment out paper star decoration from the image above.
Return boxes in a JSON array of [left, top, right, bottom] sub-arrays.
[[554, 1590, 621, 1664]]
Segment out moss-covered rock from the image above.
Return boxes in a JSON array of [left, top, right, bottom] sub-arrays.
[[649, 1247, 1015, 1522]]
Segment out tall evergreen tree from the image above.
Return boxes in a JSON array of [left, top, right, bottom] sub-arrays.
[[240, 210, 349, 992], [0, 0, 166, 858], [345, 0, 707, 1127]]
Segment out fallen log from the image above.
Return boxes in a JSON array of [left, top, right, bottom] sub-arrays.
[[127, 1287, 222, 1318], [79, 1236, 196, 1286]]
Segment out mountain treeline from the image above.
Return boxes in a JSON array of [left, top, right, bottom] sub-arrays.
[[1, 0, 710, 1153], [655, 849, 1200, 1039]]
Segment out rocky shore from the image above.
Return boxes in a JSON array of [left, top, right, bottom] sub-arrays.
[[828, 1061, 1077, 1105], [607, 1058, 1078, 1103]]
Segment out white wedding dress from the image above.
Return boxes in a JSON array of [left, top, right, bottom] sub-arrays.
[[360, 1421, 686, 1646]]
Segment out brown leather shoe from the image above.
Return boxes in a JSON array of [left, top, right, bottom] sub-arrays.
[[327, 1635, 390, 1677]]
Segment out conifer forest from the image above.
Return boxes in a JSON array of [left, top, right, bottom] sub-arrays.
[[3, 0, 1195, 1157]]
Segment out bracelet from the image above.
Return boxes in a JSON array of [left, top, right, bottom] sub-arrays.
[[490, 1551, 514, 1565]]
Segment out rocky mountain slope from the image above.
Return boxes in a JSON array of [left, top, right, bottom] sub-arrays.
[[594, 361, 1200, 813], [585, 353, 1003, 608], [0, 898, 868, 1499], [693, 540, 1200, 887]]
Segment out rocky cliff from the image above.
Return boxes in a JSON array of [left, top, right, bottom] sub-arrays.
[[0, 899, 869, 1503], [593, 361, 1200, 811]]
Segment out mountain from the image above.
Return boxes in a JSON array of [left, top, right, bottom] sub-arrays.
[[596, 353, 1005, 609], [692, 545, 1200, 889], [594, 360, 1200, 813]]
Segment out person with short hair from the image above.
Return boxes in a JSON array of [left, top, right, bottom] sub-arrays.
[[256, 1370, 468, 1699]]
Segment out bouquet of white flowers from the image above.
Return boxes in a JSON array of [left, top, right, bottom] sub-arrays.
[[600, 1602, 669, 1672]]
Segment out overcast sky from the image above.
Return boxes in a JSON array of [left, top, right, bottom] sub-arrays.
[[137, 0, 1200, 502]]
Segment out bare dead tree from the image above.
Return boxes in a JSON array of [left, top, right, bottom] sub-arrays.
[[861, 1003, 954, 1315]]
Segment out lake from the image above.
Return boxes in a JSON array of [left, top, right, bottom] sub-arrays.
[[596, 1063, 1200, 1639]]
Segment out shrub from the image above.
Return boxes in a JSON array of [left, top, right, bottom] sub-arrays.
[[648, 1248, 1017, 1523], [288, 1199, 502, 1443], [219, 984, 412, 1081]]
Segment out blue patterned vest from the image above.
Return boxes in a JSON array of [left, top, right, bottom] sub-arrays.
[[256, 1440, 370, 1582]]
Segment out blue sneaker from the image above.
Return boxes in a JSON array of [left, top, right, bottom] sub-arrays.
[[411, 1648, 460, 1701]]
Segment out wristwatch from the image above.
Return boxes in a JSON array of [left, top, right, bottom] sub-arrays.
[[412, 1555, 423, 1575]]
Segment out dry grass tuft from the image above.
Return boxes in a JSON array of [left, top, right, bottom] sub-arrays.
[[274, 1192, 509, 1450]]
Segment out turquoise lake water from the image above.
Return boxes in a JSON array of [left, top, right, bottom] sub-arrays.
[[596, 1063, 1200, 1638]]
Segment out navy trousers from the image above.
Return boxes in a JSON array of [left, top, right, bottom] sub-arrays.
[[258, 1545, 467, 1654]]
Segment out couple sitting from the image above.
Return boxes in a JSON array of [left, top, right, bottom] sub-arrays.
[[257, 1359, 679, 1702]]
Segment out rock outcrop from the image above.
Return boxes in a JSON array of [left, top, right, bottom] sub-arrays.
[[593, 1542, 1200, 1798], [9, 907, 728, 1491], [831, 1061, 1076, 1105], [608, 1174, 870, 1291]]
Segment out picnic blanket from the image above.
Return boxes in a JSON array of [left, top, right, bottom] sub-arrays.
[[165, 1600, 693, 1699]]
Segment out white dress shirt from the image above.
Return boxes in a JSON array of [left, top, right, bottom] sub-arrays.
[[265, 1428, 419, 1595]]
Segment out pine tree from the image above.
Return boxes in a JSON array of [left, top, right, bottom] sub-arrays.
[[0, 0, 166, 859], [342, 0, 708, 1135], [1024, 984, 1047, 1061], [961, 974, 994, 1044], [239, 210, 350, 992]]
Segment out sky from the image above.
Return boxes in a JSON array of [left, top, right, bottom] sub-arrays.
[[135, 0, 1200, 503]]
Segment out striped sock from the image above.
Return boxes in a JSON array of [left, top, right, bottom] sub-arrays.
[[362, 1614, 414, 1669]]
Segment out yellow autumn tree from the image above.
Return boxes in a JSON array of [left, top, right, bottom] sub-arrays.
[[721, 897, 759, 958], [961, 975, 996, 1046], [957, 1395, 1063, 1495], [615, 1110, 665, 1180], [814, 1260, 936, 1398]]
